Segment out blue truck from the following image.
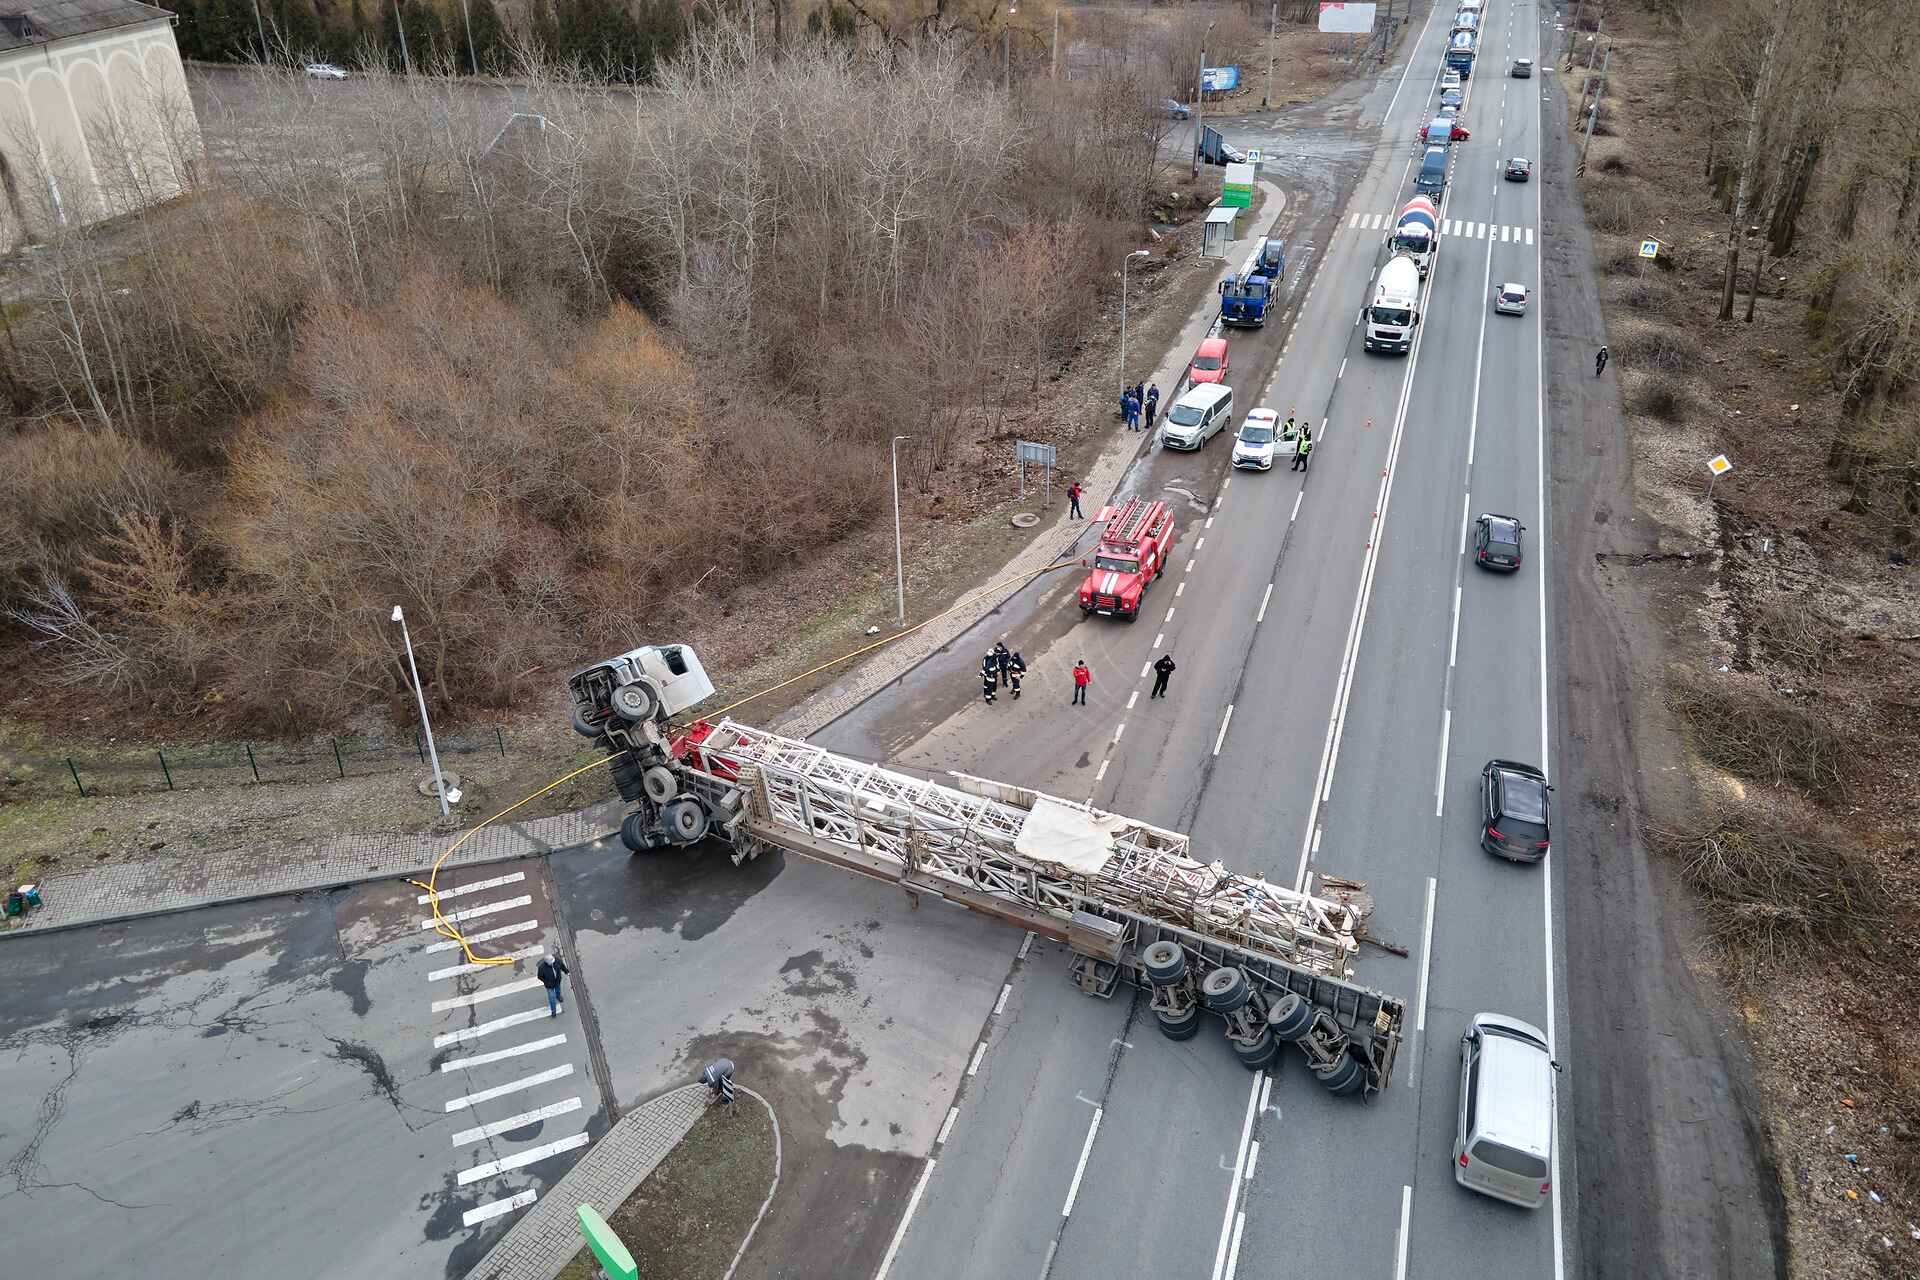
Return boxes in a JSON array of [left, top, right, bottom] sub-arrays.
[[1445, 30, 1477, 77], [1219, 272, 1273, 327], [1252, 238, 1286, 282]]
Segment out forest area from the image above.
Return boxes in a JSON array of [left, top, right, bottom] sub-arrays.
[[1576, 0, 1919, 1275]]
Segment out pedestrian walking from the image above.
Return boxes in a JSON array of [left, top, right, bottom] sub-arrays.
[[1009, 651, 1026, 699], [981, 652, 999, 705], [537, 951, 571, 1017], [1071, 659, 1091, 706], [1068, 481, 1083, 519], [994, 641, 1013, 688], [702, 1059, 736, 1107], [1150, 652, 1176, 699], [1595, 345, 1609, 377], [1145, 384, 1160, 433]]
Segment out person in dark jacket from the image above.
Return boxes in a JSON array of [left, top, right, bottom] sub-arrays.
[[981, 652, 999, 704], [1144, 384, 1161, 432], [537, 951, 571, 1017], [994, 642, 1013, 688], [1008, 652, 1027, 699], [1150, 652, 1177, 699]]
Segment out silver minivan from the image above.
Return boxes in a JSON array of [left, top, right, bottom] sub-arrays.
[[1454, 1012, 1557, 1209], [1161, 383, 1234, 450]]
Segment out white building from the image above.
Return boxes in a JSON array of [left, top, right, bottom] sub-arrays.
[[0, 0, 203, 250]]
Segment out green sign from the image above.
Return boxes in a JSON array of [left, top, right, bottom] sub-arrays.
[[1221, 161, 1254, 209], [578, 1205, 638, 1280]]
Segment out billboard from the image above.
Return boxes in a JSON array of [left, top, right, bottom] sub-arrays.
[[1221, 162, 1254, 208], [1318, 2, 1377, 34], [1201, 66, 1241, 92]]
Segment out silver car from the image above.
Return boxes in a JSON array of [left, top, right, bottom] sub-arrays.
[[1494, 283, 1530, 315], [305, 62, 348, 80]]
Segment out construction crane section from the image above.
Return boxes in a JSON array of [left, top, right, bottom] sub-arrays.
[[568, 644, 1406, 1097]]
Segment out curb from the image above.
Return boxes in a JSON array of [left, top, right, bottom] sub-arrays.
[[719, 1085, 782, 1280]]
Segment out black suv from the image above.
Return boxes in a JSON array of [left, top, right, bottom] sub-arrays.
[[1473, 513, 1525, 570], [1480, 760, 1552, 862]]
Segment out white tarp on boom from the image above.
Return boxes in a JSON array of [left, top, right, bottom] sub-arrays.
[[1014, 796, 1131, 875]]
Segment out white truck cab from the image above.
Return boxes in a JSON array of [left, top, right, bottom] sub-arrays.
[[1363, 254, 1423, 354]]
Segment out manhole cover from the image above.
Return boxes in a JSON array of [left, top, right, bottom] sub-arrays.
[[417, 771, 462, 799], [1010, 513, 1041, 529]]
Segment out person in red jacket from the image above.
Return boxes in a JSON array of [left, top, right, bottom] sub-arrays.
[[1071, 659, 1091, 706], [1068, 482, 1084, 519]]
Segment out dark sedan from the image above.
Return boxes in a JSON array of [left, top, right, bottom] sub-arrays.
[[1481, 760, 1553, 862], [1505, 156, 1533, 181], [1473, 513, 1525, 570]]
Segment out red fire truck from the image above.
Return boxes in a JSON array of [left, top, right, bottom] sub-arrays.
[[1077, 497, 1175, 621]]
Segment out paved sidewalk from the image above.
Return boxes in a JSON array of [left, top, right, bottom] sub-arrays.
[[466, 1084, 710, 1280], [0, 799, 626, 937], [777, 182, 1288, 740]]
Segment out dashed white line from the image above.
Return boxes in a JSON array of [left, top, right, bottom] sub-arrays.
[[1312, 826, 1323, 855], [1460, 491, 1472, 554], [419, 895, 533, 930], [445, 1063, 574, 1112], [1175, 581, 1186, 597], [1113, 722, 1126, 744], [1196, 537, 1205, 549], [452, 1096, 582, 1147], [1338, 357, 1347, 379], [1018, 932, 1035, 960], [462, 1189, 537, 1228], [440, 1033, 566, 1073], [874, 1160, 937, 1280], [432, 1007, 551, 1049], [1213, 705, 1235, 756], [1209, 1074, 1263, 1280], [994, 983, 1011, 1016], [1435, 708, 1452, 816], [423, 920, 539, 953], [1152, 631, 1164, 647], [967, 1043, 988, 1077], [1127, 690, 1139, 710], [1256, 583, 1274, 623], [416, 872, 525, 905], [1205, 515, 1215, 529], [938, 1106, 959, 1145], [1061, 1108, 1103, 1217], [1186, 558, 1196, 573], [457, 1132, 591, 1186], [1095, 759, 1110, 783], [1290, 491, 1304, 522], [1165, 607, 1176, 623], [1449, 585, 1463, 666], [1222, 475, 1231, 490], [1244, 1140, 1260, 1181], [429, 946, 543, 982], [1417, 877, 1439, 1036], [431, 977, 544, 1013]]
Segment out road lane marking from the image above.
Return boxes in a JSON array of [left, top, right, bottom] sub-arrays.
[[1209, 1073, 1264, 1280], [875, 1160, 937, 1280], [431, 977, 544, 1013], [1338, 356, 1348, 379], [1244, 1140, 1259, 1181], [419, 895, 532, 929], [1165, 607, 1176, 623], [1460, 491, 1472, 553], [429, 946, 543, 982], [1018, 932, 1034, 959], [1095, 759, 1109, 782], [1259, 1073, 1274, 1114], [1213, 705, 1235, 756], [457, 1132, 590, 1186], [967, 1043, 988, 1077], [1061, 1108, 1103, 1216], [1434, 708, 1451, 816], [440, 1033, 566, 1073], [423, 920, 538, 952], [994, 984, 1011, 1016], [462, 1189, 536, 1227], [432, 1007, 549, 1049], [1205, 515, 1215, 529], [1152, 632, 1164, 647], [1290, 491, 1303, 522], [938, 1106, 959, 1145], [1127, 691, 1139, 710], [1417, 875, 1439, 1036], [445, 1063, 573, 1111], [1256, 583, 1274, 622], [1312, 826, 1322, 855], [1113, 723, 1126, 744], [1449, 585, 1462, 666], [1393, 1184, 1413, 1280], [1196, 537, 1204, 549], [452, 1096, 582, 1146], [1526, 226, 1535, 244], [1176, 581, 1186, 597], [417, 872, 524, 905], [1222, 475, 1231, 490], [1186, 558, 1196, 573], [1225, 1211, 1248, 1279]]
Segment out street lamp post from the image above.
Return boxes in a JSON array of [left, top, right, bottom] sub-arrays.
[[1192, 21, 1214, 177], [1119, 249, 1150, 392], [392, 605, 453, 818], [890, 436, 911, 627], [1005, 1, 1018, 91]]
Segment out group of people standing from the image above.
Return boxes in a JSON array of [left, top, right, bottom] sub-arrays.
[[1120, 382, 1161, 433], [982, 642, 1028, 704]]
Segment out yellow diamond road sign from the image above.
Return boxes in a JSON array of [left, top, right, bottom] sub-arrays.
[[1708, 454, 1733, 476]]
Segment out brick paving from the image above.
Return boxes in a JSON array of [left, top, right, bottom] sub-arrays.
[[465, 1084, 711, 1280]]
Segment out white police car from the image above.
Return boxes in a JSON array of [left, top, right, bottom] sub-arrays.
[[1232, 407, 1283, 470]]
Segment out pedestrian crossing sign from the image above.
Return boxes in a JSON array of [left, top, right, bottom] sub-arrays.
[[1638, 239, 1661, 259], [1246, 148, 1262, 166], [1708, 454, 1733, 476]]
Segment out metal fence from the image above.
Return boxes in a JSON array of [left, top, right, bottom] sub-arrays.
[[9, 727, 512, 800]]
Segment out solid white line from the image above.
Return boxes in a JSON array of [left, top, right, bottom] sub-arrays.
[[1463, 200, 1498, 473], [1435, 708, 1451, 817], [417, 872, 525, 905], [429, 947, 543, 982], [423, 920, 538, 953], [1256, 583, 1274, 622], [967, 1043, 987, 1077], [1449, 585, 1463, 667], [1244, 1140, 1259, 1181], [1393, 1184, 1413, 1280], [1127, 691, 1139, 710], [452, 1096, 582, 1146], [445, 1063, 574, 1112], [432, 1007, 550, 1049], [1417, 877, 1439, 1035], [431, 977, 544, 1013], [994, 984, 1011, 1016], [874, 1160, 937, 1280], [1061, 1108, 1103, 1216], [1225, 1211, 1248, 1279], [419, 895, 532, 930], [1095, 759, 1110, 782], [457, 1131, 590, 1186], [1213, 705, 1235, 757], [1289, 491, 1303, 522], [1209, 1074, 1263, 1280], [938, 1106, 959, 1145], [440, 1033, 566, 1073], [462, 1189, 537, 1227]]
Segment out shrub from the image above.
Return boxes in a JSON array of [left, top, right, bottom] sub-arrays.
[[1583, 181, 1640, 234], [0, 424, 188, 594], [1614, 323, 1704, 374], [1606, 275, 1678, 315], [1670, 678, 1849, 800]]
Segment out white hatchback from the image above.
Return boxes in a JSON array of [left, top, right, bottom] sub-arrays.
[[1494, 282, 1530, 315], [305, 62, 348, 80]]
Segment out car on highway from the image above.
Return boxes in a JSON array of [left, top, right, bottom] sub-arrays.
[[1437, 103, 1459, 119], [1473, 512, 1525, 567], [1232, 408, 1282, 470], [1480, 759, 1553, 861], [1493, 282, 1530, 315], [305, 62, 348, 80], [1455, 1013, 1557, 1210], [1511, 57, 1534, 78], [1440, 87, 1464, 110], [1506, 156, 1533, 181], [1187, 336, 1230, 385], [1441, 69, 1463, 90], [1161, 98, 1192, 120]]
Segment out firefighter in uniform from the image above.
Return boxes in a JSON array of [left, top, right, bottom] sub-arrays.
[[1009, 652, 1026, 699], [981, 652, 999, 704]]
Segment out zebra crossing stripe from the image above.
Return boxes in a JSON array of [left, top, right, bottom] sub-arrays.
[[419, 895, 532, 930], [456, 1132, 591, 1186], [416, 872, 525, 906], [1525, 227, 1535, 245], [451, 1097, 583, 1147], [423, 920, 539, 953], [1348, 211, 1361, 228], [462, 1189, 537, 1228]]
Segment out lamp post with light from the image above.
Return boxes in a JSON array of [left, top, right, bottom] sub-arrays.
[[392, 605, 455, 818]]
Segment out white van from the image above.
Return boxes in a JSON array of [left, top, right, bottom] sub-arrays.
[[1455, 1012, 1557, 1209], [1161, 382, 1233, 450]]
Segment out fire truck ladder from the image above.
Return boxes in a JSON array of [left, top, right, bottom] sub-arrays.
[[672, 718, 1405, 1096], [1103, 496, 1161, 546]]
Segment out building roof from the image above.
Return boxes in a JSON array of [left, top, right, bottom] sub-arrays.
[[0, 0, 174, 53]]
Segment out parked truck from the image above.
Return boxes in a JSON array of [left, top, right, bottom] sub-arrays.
[[1415, 144, 1449, 196], [1197, 125, 1246, 167], [1363, 254, 1423, 354], [1077, 497, 1174, 620], [1388, 195, 1439, 278], [1219, 272, 1273, 327], [1252, 237, 1286, 282], [568, 644, 1408, 1095]]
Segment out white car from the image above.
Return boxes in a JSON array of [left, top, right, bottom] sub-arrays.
[[1233, 408, 1283, 470], [1494, 282, 1531, 315], [1441, 70, 1463, 90], [305, 62, 348, 80]]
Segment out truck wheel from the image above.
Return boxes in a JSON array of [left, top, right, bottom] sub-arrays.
[[608, 757, 646, 802], [661, 797, 710, 845], [1142, 940, 1187, 987], [1266, 992, 1314, 1042], [610, 681, 658, 723], [571, 707, 603, 739], [1233, 1029, 1279, 1070], [1200, 965, 1250, 1013], [1123, 607, 1139, 623], [641, 766, 679, 805], [1315, 1051, 1366, 1096], [1156, 1006, 1202, 1041], [620, 812, 657, 853]]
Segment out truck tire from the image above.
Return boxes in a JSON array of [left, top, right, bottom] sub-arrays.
[[1314, 1051, 1366, 1096], [610, 681, 658, 723], [1266, 992, 1314, 1042], [620, 812, 657, 853], [1200, 965, 1250, 1013], [1142, 940, 1187, 987], [608, 757, 646, 802], [571, 706, 603, 739], [1123, 607, 1139, 623], [1233, 1029, 1279, 1070], [641, 766, 679, 805], [1156, 1006, 1202, 1041], [661, 797, 710, 845]]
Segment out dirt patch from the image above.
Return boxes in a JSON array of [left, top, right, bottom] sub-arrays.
[[555, 1101, 776, 1280]]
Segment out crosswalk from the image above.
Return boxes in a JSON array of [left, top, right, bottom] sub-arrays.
[[1346, 210, 1536, 244]]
